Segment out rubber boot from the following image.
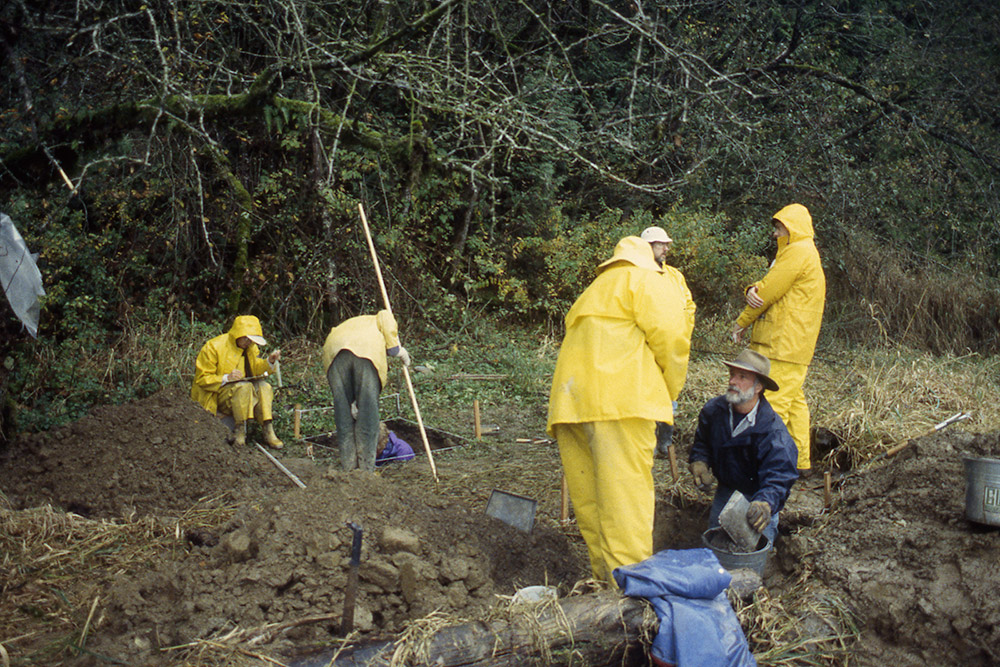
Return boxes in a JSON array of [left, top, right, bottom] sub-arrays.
[[232, 421, 247, 447], [263, 421, 284, 449], [654, 422, 673, 458]]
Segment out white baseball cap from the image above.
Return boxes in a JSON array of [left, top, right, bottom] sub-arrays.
[[640, 226, 673, 244], [246, 334, 267, 346]]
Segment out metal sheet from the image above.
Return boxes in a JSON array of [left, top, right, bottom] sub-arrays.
[[486, 489, 537, 533]]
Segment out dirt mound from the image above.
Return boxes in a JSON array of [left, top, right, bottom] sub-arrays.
[[798, 430, 1000, 666], [91, 467, 581, 664], [0, 387, 584, 666], [0, 387, 281, 518]]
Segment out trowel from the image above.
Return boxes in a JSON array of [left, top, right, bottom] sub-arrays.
[[718, 491, 761, 552]]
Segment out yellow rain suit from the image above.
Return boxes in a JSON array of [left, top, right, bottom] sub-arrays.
[[191, 315, 276, 423], [321, 310, 400, 383], [547, 236, 691, 582], [736, 203, 826, 469], [664, 265, 696, 371]]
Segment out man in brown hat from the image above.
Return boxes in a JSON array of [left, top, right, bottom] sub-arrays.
[[688, 349, 798, 545]]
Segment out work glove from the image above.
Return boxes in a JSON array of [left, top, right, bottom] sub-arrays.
[[746, 501, 771, 532], [396, 346, 411, 367], [689, 460, 714, 492]]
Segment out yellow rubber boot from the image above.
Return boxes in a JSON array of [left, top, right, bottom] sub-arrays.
[[263, 421, 284, 449]]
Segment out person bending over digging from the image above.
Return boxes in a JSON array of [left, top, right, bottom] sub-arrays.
[[375, 422, 415, 466], [322, 310, 411, 472], [688, 349, 798, 546], [191, 315, 284, 449]]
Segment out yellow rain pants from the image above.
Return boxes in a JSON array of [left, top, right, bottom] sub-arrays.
[[766, 359, 811, 470], [217, 379, 275, 424], [556, 418, 656, 584]]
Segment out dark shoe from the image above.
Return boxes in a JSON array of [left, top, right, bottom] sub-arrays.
[[797, 468, 814, 480], [654, 422, 673, 458]]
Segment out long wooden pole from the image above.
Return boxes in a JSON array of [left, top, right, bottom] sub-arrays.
[[358, 203, 439, 482]]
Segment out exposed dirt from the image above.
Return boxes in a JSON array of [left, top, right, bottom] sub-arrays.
[[1, 387, 999, 666], [0, 387, 584, 665], [795, 430, 1000, 666]]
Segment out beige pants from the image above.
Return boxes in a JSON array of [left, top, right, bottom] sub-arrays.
[[217, 380, 274, 423]]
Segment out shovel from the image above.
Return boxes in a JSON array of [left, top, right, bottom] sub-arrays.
[[717, 491, 761, 552], [485, 489, 537, 533]]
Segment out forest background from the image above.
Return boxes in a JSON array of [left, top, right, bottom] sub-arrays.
[[1, 0, 999, 441]]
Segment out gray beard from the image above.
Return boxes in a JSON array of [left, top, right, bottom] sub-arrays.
[[725, 385, 756, 405]]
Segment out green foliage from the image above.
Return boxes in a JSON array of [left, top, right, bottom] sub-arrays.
[[3, 0, 1000, 441], [651, 208, 770, 312], [474, 205, 629, 318]]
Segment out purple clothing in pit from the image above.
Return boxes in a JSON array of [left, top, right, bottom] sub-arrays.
[[376, 431, 415, 466]]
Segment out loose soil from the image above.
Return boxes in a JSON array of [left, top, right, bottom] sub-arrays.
[[1, 386, 998, 665]]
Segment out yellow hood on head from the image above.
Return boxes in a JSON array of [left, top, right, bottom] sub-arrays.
[[773, 203, 814, 244], [597, 236, 662, 274], [228, 315, 264, 344]]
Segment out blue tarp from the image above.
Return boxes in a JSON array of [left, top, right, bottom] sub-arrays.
[[613, 549, 756, 667]]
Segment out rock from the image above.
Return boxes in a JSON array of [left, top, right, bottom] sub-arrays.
[[381, 526, 420, 554], [398, 555, 438, 605], [362, 558, 400, 592], [445, 581, 469, 608], [727, 568, 762, 600], [352, 603, 375, 632], [219, 529, 257, 563], [440, 555, 472, 583]]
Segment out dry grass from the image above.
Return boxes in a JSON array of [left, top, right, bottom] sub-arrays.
[[0, 499, 237, 666], [827, 231, 1000, 354], [733, 577, 859, 666], [675, 327, 1000, 470]]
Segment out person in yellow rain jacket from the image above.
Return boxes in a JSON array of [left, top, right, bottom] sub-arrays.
[[547, 236, 691, 583], [322, 310, 411, 472], [192, 315, 284, 448], [732, 203, 825, 475], [640, 226, 696, 458]]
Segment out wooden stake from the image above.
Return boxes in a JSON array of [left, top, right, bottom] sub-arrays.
[[358, 203, 438, 482], [823, 471, 832, 509], [293, 404, 302, 440], [560, 474, 569, 523], [473, 400, 482, 441], [667, 445, 679, 481]]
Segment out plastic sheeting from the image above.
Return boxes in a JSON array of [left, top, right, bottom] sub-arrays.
[[613, 548, 756, 667], [0, 213, 45, 337]]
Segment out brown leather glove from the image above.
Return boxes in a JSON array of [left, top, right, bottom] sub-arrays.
[[746, 501, 771, 532], [689, 460, 714, 492]]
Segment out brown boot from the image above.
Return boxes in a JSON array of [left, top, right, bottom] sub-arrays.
[[232, 421, 247, 447], [263, 421, 283, 449]]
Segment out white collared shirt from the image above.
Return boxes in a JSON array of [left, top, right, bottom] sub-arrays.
[[729, 400, 760, 438]]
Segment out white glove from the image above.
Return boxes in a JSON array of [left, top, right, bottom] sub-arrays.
[[397, 346, 411, 367]]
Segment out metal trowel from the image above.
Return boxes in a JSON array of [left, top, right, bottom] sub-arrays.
[[718, 491, 761, 552]]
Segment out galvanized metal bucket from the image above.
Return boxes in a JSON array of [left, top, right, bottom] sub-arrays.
[[702, 527, 772, 576], [964, 456, 1000, 527]]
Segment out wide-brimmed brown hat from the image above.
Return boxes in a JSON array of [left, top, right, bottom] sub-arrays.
[[722, 349, 779, 392]]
